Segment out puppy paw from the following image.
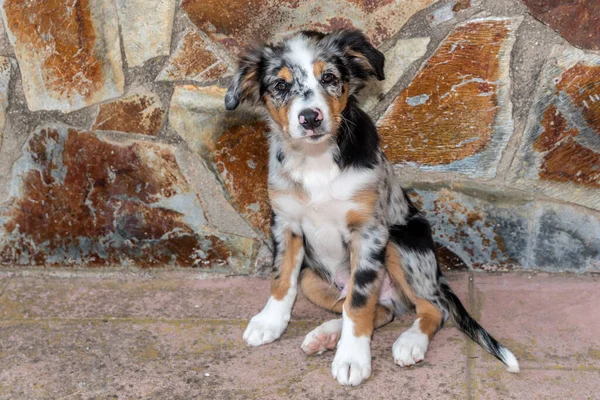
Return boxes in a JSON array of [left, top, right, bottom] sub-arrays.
[[392, 320, 429, 367], [243, 307, 290, 347], [301, 319, 342, 355], [331, 335, 371, 386]]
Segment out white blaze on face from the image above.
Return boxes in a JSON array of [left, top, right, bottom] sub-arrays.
[[285, 37, 331, 139]]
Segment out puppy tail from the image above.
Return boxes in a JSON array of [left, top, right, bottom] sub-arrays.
[[440, 281, 520, 373]]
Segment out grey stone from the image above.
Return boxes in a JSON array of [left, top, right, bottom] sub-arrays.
[[531, 203, 600, 272], [116, 0, 176, 67], [411, 187, 533, 269]]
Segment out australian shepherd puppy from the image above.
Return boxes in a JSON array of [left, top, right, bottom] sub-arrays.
[[225, 29, 519, 386]]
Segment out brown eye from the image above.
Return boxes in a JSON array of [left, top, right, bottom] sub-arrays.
[[322, 73, 336, 84], [275, 80, 288, 91]]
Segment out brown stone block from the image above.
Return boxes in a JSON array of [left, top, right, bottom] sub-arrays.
[[181, 0, 436, 51], [213, 122, 271, 237], [377, 17, 521, 178], [1, 0, 124, 112], [508, 45, 600, 210], [156, 29, 230, 83], [522, 0, 600, 51], [0, 125, 254, 268], [91, 93, 165, 136]]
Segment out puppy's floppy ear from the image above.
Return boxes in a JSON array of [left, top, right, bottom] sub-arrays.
[[225, 46, 264, 111], [328, 29, 385, 81]]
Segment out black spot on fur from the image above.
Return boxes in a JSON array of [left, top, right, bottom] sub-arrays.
[[335, 96, 380, 170], [354, 269, 378, 289], [351, 291, 367, 308], [276, 149, 285, 163], [389, 216, 436, 252]]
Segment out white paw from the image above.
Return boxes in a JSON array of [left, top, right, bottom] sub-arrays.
[[331, 335, 371, 386], [393, 319, 429, 367], [301, 319, 342, 355], [243, 297, 291, 347]]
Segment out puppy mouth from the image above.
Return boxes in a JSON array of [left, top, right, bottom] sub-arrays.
[[299, 128, 329, 141]]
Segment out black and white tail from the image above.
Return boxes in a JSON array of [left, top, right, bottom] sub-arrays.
[[440, 281, 520, 373]]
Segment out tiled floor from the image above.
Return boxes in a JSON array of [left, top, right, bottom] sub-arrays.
[[0, 270, 598, 399]]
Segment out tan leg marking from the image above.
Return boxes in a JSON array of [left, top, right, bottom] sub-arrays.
[[346, 188, 378, 230], [271, 232, 303, 300], [415, 299, 443, 340], [385, 243, 443, 339]]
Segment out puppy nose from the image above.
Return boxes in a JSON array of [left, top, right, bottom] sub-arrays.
[[298, 108, 323, 130]]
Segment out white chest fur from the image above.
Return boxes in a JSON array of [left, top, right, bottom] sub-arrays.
[[271, 152, 377, 275]]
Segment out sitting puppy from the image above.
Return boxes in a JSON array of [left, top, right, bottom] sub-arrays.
[[225, 29, 519, 386]]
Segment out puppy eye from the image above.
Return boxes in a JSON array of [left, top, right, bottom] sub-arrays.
[[322, 73, 336, 84], [275, 80, 288, 91]]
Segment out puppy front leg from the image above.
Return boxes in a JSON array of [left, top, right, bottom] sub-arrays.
[[243, 222, 304, 347], [332, 222, 387, 386]]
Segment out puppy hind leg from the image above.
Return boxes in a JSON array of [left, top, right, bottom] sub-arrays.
[[300, 268, 393, 355]]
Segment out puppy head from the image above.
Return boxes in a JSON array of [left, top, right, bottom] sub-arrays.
[[225, 30, 384, 143]]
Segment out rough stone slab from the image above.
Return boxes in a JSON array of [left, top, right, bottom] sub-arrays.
[[475, 369, 600, 399], [169, 85, 269, 238], [0, 275, 334, 322], [357, 37, 430, 112], [213, 121, 271, 238], [0, 56, 12, 150], [410, 188, 533, 270], [521, 0, 600, 51], [377, 17, 522, 179], [0, 272, 467, 322], [91, 93, 165, 136], [473, 273, 600, 370], [116, 0, 176, 67], [508, 45, 600, 210], [427, 0, 482, 26], [0, 0, 125, 112], [0, 319, 468, 399], [156, 29, 230, 83], [0, 125, 255, 269], [530, 203, 600, 273], [181, 0, 436, 51]]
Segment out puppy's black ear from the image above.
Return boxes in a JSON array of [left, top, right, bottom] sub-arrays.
[[328, 30, 385, 81], [225, 46, 264, 110]]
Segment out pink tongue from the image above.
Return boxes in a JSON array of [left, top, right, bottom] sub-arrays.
[[305, 129, 315, 136]]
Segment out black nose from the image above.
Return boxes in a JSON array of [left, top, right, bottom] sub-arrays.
[[298, 108, 322, 130]]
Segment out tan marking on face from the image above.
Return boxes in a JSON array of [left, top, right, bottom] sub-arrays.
[[264, 95, 291, 134], [346, 188, 378, 229], [324, 83, 350, 133], [415, 299, 443, 340], [277, 66, 293, 82], [313, 60, 327, 78], [271, 232, 303, 300]]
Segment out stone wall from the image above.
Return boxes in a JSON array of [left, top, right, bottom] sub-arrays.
[[0, 0, 598, 273]]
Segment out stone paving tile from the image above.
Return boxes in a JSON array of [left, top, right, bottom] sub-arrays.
[[0, 272, 467, 323], [0, 319, 468, 399], [474, 367, 600, 400], [0, 276, 332, 322], [472, 273, 600, 370]]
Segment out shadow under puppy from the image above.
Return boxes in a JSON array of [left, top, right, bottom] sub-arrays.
[[225, 29, 519, 386]]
